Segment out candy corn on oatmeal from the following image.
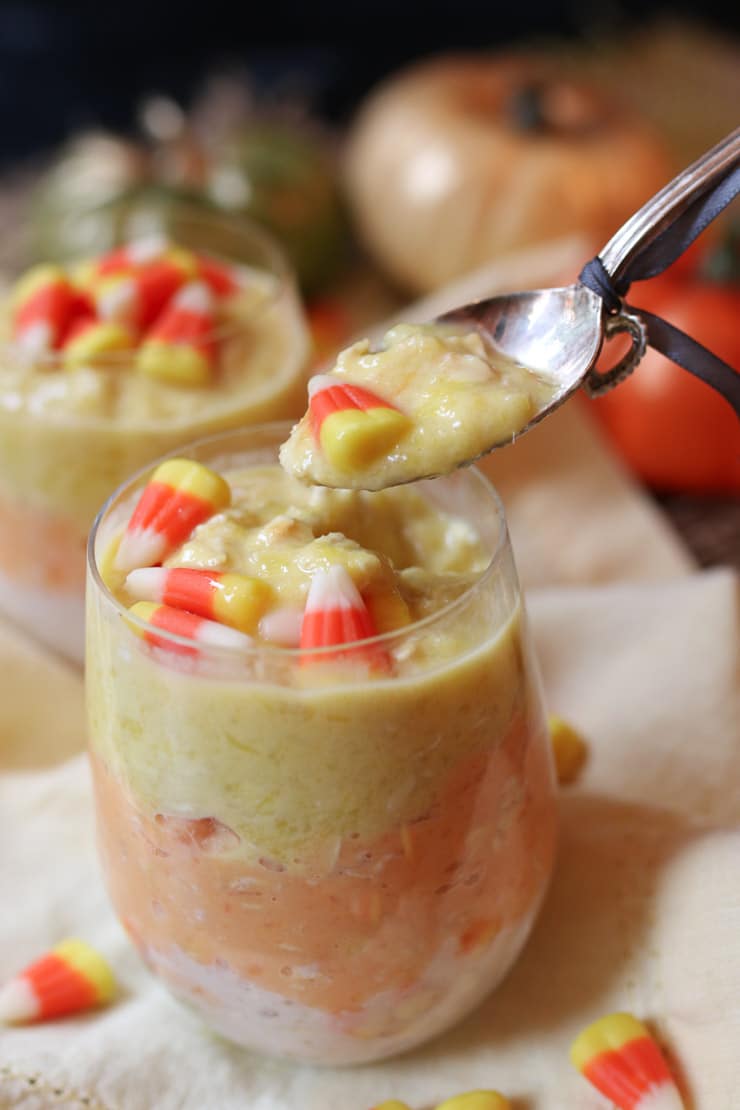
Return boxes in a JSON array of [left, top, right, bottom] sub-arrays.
[[279, 322, 557, 490], [86, 425, 557, 1064], [0, 219, 309, 661]]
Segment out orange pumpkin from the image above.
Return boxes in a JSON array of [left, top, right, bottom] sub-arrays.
[[343, 52, 673, 294]]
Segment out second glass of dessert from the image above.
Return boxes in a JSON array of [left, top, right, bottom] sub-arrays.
[[0, 204, 310, 662], [86, 423, 558, 1065]]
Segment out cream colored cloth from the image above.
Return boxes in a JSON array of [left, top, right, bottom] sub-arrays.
[[1, 238, 737, 1109], [1, 567, 739, 1110]]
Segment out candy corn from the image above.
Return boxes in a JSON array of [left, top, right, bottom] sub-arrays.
[[11, 264, 78, 357], [548, 714, 589, 785], [435, 1093, 511, 1110], [128, 601, 253, 655], [94, 233, 171, 277], [570, 1012, 684, 1110], [0, 939, 115, 1024], [197, 253, 240, 297], [114, 458, 231, 573], [93, 274, 139, 326], [137, 281, 217, 385], [258, 605, 304, 646], [126, 566, 272, 634], [307, 374, 411, 472], [95, 254, 198, 333], [300, 563, 389, 669], [62, 315, 135, 368]]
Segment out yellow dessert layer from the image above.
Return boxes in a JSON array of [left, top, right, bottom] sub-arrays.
[[280, 322, 556, 490]]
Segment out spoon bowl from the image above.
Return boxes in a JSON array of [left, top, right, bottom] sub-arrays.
[[438, 282, 604, 444]]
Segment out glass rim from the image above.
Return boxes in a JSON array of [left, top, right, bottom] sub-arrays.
[[87, 422, 512, 660], [2, 204, 294, 369]]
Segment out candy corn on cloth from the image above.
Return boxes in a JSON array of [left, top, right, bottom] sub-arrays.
[[1, 246, 739, 1109]]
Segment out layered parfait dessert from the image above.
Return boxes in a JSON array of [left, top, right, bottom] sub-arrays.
[[86, 425, 557, 1064], [280, 322, 557, 489], [0, 219, 309, 661]]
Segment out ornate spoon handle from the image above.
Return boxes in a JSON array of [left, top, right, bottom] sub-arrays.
[[600, 126, 740, 283]]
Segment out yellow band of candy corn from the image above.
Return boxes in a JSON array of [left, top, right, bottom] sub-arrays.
[[435, 1093, 511, 1110], [570, 1012, 651, 1071], [53, 939, 116, 1003], [548, 715, 588, 785], [319, 407, 411, 472], [150, 459, 231, 511], [63, 322, 135, 368], [11, 264, 68, 308], [212, 575, 273, 633], [126, 601, 159, 637], [164, 246, 199, 278], [69, 258, 98, 290], [137, 340, 213, 386]]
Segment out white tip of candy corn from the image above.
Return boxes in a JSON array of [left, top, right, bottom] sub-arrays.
[[306, 373, 336, 399], [96, 277, 137, 323], [15, 320, 53, 358], [128, 234, 169, 265], [114, 528, 167, 574], [306, 563, 364, 613], [195, 621, 253, 652], [172, 280, 213, 314], [258, 606, 304, 646], [125, 567, 166, 602], [639, 1092, 684, 1110], [571, 1012, 684, 1110], [0, 977, 38, 1024], [300, 563, 389, 670]]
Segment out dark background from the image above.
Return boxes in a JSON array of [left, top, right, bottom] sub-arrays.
[[0, 0, 737, 167]]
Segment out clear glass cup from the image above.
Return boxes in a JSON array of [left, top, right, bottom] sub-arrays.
[[85, 424, 558, 1065], [0, 204, 310, 663]]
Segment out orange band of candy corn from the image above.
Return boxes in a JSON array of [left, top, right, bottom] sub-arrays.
[[25, 952, 97, 1019], [0, 938, 115, 1025], [307, 376, 411, 472], [571, 1013, 683, 1110], [11, 266, 78, 351], [299, 564, 390, 670], [137, 281, 217, 385], [114, 458, 231, 572], [308, 378, 401, 435], [95, 234, 170, 276], [197, 254, 240, 297], [125, 566, 272, 634], [128, 601, 253, 655]]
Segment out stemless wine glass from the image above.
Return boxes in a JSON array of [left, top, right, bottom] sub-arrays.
[[85, 423, 558, 1066], [0, 204, 309, 664]]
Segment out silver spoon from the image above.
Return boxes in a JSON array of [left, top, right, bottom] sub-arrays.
[[288, 129, 739, 491], [435, 125, 740, 464]]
